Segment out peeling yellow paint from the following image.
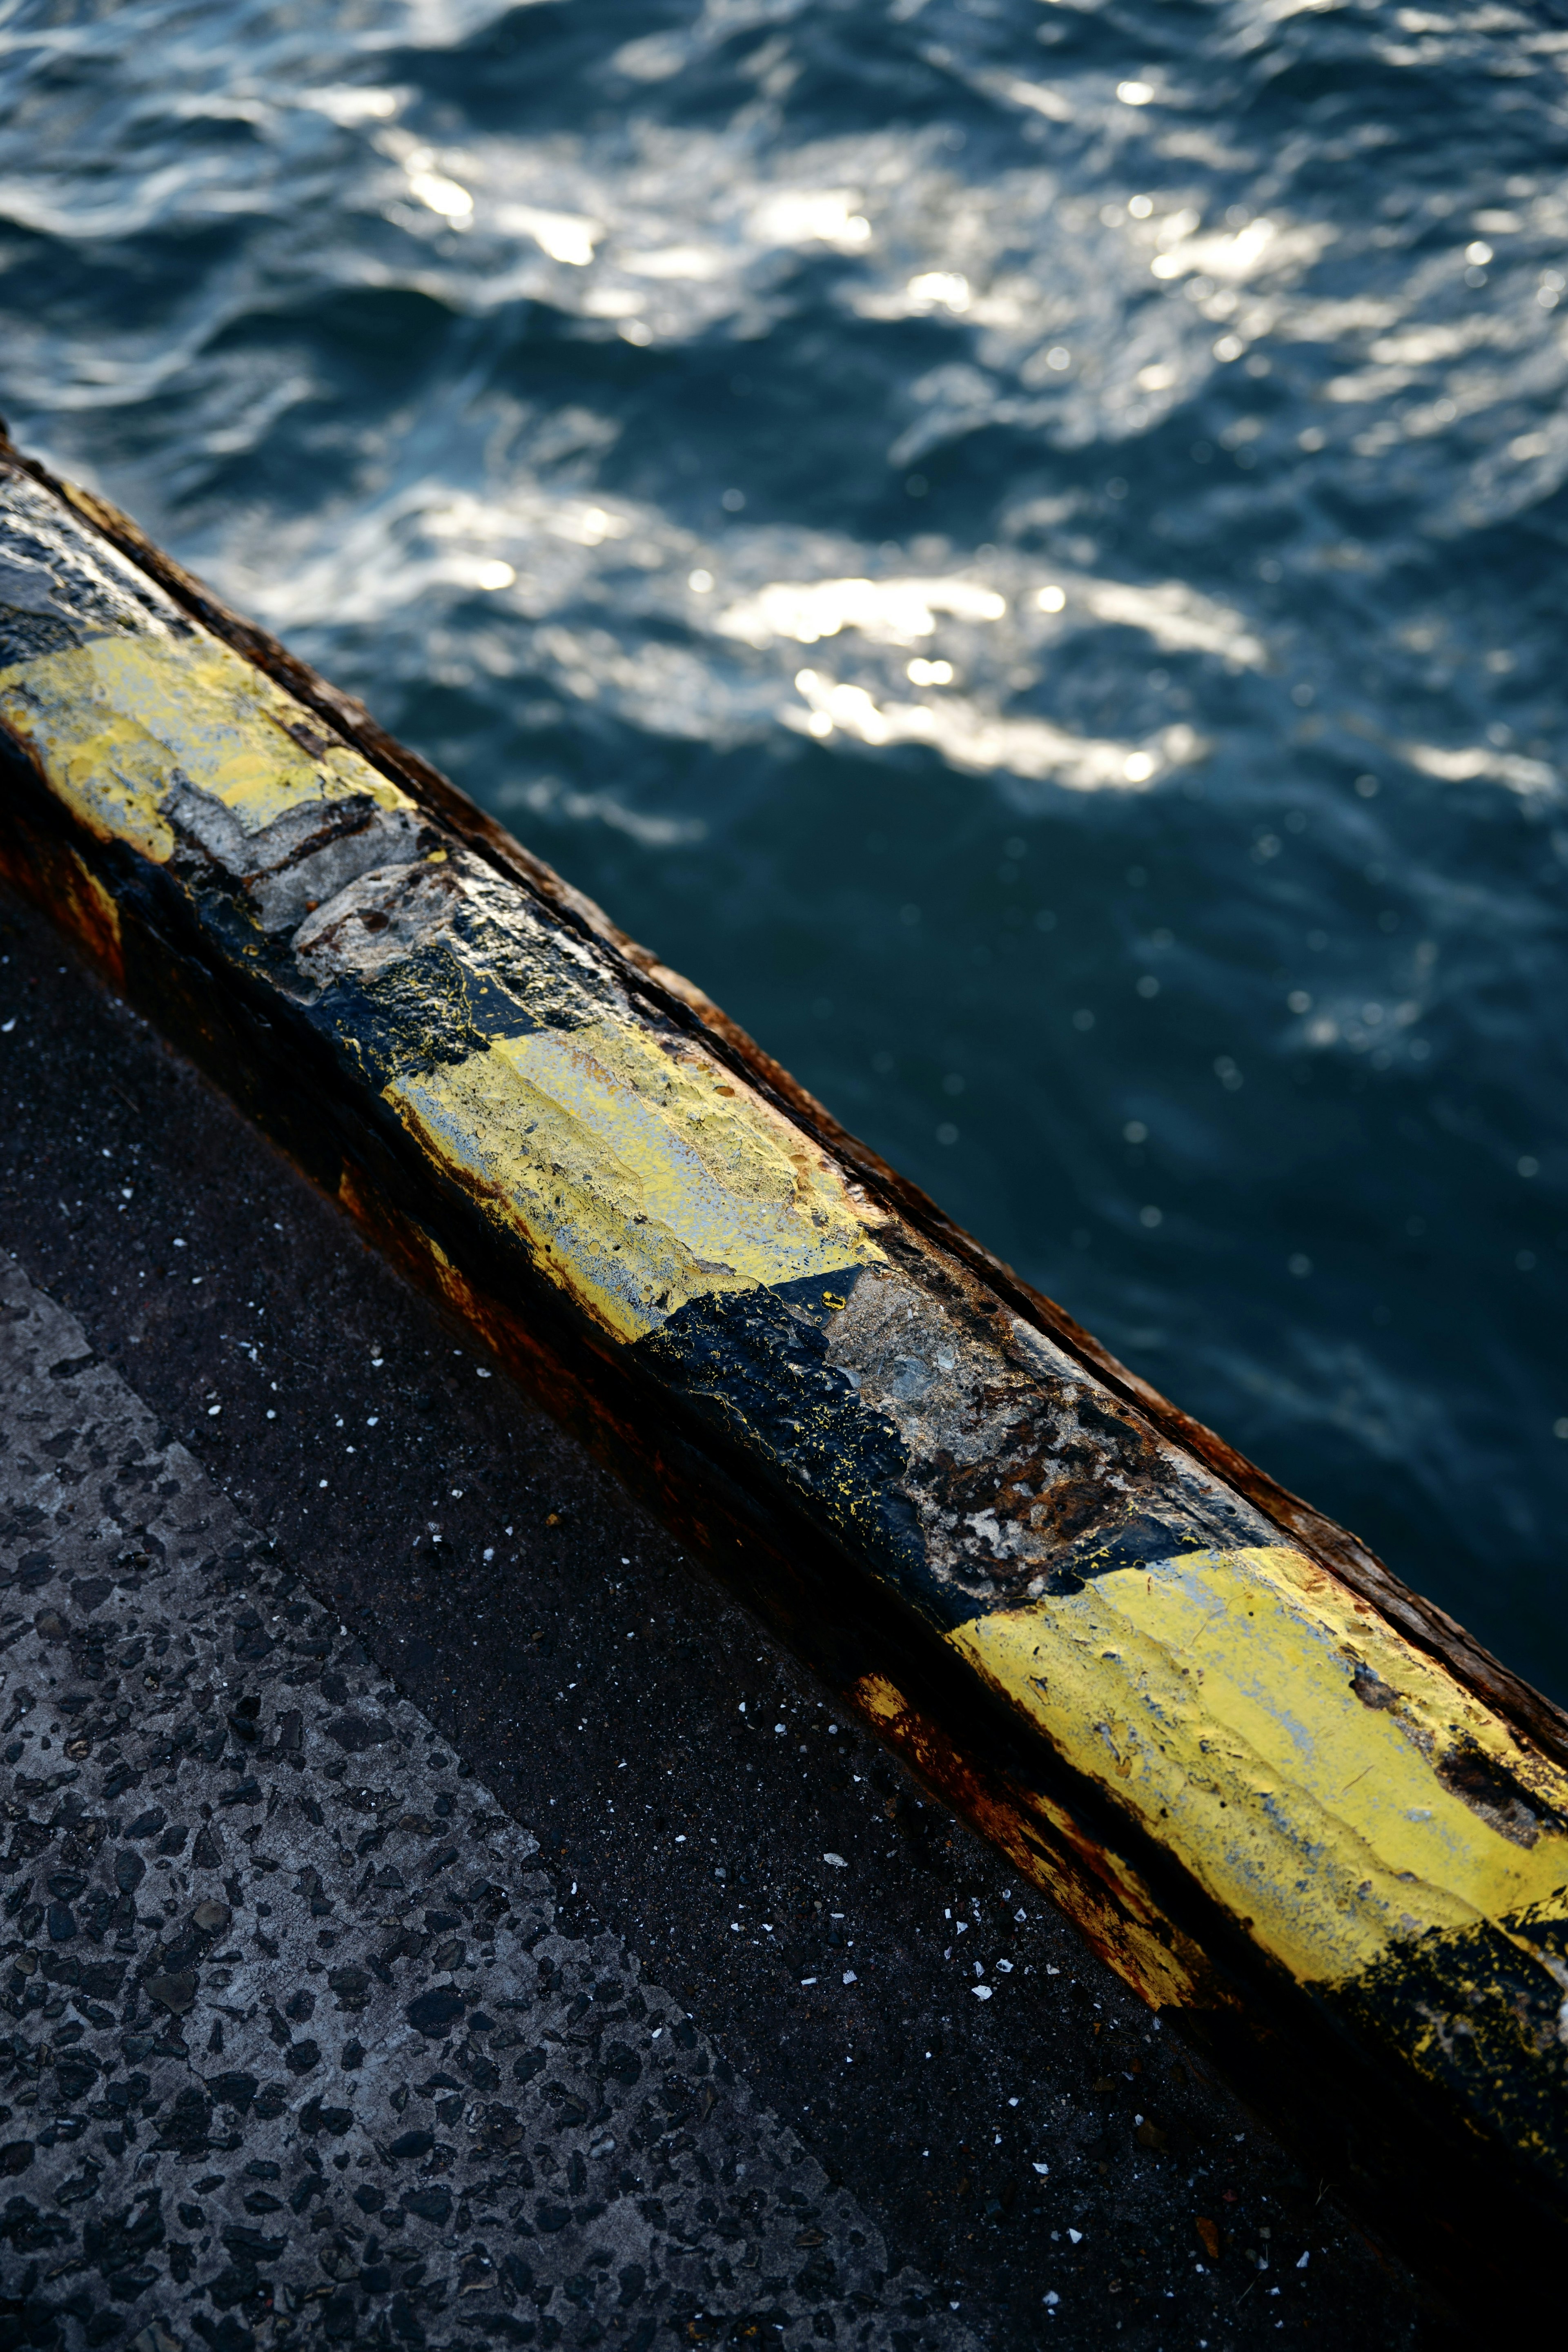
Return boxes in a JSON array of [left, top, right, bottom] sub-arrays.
[[0, 634, 412, 861], [953, 1546, 1568, 1987], [387, 1018, 886, 1343]]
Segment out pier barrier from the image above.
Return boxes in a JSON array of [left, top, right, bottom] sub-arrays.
[[2, 433, 1565, 2316]]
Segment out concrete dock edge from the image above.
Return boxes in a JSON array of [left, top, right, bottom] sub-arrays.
[[1, 436, 1564, 2319]]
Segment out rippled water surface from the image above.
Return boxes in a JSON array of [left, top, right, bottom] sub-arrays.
[[3, 0, 1567, 1691]]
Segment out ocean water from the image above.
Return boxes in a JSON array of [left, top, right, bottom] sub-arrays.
[[3, 0, 1566, 1695]]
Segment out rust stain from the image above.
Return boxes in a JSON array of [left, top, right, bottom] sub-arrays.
[[850, 1669, 1224, 2015]]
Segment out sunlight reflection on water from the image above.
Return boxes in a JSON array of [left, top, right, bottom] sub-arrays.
[[3, 0, 1567, 1688]]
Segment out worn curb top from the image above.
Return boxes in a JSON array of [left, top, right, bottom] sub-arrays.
[[0, 441, 1564, 2312]]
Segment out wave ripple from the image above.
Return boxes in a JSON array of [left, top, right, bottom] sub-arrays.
[[4, 0, 1567, 1691]]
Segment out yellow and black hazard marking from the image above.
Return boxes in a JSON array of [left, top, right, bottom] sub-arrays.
[[2, 442, 1566, 2315]]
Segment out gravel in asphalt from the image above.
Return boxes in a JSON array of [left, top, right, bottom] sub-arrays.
[[0, 1250, 973, 2352]]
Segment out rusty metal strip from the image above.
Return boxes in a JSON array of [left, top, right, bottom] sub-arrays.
[[0, 441, 1564, 2317]]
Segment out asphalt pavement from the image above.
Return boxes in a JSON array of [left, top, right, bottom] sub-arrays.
[[0, 882, 1457, 2351]]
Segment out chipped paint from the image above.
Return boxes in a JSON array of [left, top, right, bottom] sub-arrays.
[[387, 1017, 883, 1345], [291, 840, 886, 1343], [0, 635, 416, 889], [953, 1546, 1568, 1994], [822, 1271, 1274, 1611]]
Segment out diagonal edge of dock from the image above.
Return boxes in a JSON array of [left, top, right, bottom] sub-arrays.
[[1, 429, 1564, 2319]]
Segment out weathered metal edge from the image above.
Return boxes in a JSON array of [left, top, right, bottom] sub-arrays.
[[7, 433, 1558, 1778], [1, 442, 1565, 2318]]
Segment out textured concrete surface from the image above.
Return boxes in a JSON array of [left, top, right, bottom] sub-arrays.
[[0, 1252, 972, 2352], [0, 884, 1455, 2349]]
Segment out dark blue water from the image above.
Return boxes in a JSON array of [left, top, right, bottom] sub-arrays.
[[4, 0, 1566, 1695]]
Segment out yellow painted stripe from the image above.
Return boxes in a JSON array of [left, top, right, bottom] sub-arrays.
[[0, 634, 412, 864], [0, 622, 884, 1345], [952, 1544, 1568, 1989], [387, 1013, 884, 1344]]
